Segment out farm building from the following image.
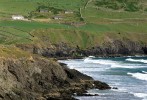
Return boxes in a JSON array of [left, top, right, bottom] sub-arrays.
[[12, 15, 24, 20], [64, 10, 73, 14], [53, 16, 63, 20], [39, 9, 49, 13]]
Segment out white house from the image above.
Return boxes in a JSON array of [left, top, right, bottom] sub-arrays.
[[53, 16, 63, 20], [64, 10, 73, 14], [12, 15, 24, 20]]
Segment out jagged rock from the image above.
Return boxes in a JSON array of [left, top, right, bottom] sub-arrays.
[[112, 87, 118, 89], [16, 39, 147, 59], [94, 81, 111, 90], [76, 93, 99, 96], [142, 47, 147, 54], [0, 56, 110, 100]]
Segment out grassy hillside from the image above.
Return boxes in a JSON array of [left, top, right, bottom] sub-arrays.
[[31, 28, 147, 48], [95, 0, 142, 11], [0, 0, 87, 18], [0, 0, 147, 49], [0, 45, 31, 58], [0, 21, 147, 48]]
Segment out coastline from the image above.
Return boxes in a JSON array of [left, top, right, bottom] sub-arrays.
[[0, 42, 146, 99], [0, 55, 111, 100], [1, 0, 147, 99], [60, 56, 147, 100], [0, 44, 147, 99], [57, 54, 147, 60]]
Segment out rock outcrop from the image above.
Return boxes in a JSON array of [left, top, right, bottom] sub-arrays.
[[17, 39, 147, 59], [4, 36, 146, 100], [85, 39, 146, 56], [0, 56, 110, 100]]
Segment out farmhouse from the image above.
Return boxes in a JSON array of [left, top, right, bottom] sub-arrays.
[[39, 9, 49, 13], [12, 15, 24, 20], [53, 16, 63, 20], [64, 10, 73, 14]]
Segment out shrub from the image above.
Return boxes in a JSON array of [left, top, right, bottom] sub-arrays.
[[95, 0, 141, 12]]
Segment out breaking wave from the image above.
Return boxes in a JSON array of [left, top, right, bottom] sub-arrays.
[[128, 72, 147, 81], [132, 93, 147, 100], [84, 57, 117, 65], [84, 57, 146, 69], [126, 58, 147, 63]]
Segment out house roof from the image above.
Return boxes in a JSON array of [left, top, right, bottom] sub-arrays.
[[64, 10, 73, 13], [65, 10, 73, 12], [54, 16, 63, 18], [12, 15, 24, 17], [39, 9, 49, 12]]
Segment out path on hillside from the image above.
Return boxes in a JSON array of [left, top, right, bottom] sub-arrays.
[[80, 0, 93, 20], [84, 0, 92, 9]]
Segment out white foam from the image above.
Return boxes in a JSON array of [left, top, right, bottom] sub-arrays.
[[88, 56, 95, 58], [111, 64, 147, 69], [84, 58, 117, 65], [72, 68, 106, 72], [111, 64, 134, 68], [142, 71, 147, 74], [68, 65, 75, 69], [84, 57, 146, 69], [133, 93, 147, 99], [128, 72, 147, 81], [126, 58, 147, 63]]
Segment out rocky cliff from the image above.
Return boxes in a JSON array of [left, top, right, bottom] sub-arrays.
[[1, 30, 147, 100], [17, 39, 147, 59], [0, 55, 110, 100], [85, 39, 147, 56]]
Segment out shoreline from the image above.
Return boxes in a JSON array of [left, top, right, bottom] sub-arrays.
[[57, 54, 147, 60], [0, 56, 111, 100], [58, 62, 112, 98], [59, 56, 147, 100]]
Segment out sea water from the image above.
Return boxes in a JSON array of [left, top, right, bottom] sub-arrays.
[[59, 56, 147, 100]]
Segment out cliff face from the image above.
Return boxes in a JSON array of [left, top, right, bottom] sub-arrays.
[[0, 57, 66, 99], [17, 39, 147, 59], [0, 56, 110, 100], [85, 39, 146, 56], [3, 32, 145, 99]]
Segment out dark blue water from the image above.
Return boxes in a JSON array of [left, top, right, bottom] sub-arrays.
[[59, 56, 147, 100]]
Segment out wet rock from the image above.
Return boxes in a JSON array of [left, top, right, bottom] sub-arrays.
[[94, 81, 111, 90], [112, 87, 118, 89], [142, 47, 147, 54], [76, 93, 99, 96]]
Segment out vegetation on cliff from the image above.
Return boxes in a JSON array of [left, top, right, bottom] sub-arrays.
[[95, 0, 142, 11], [0, 0, 147, 46], [0, 0, 147, 99], [0, 0, 147, 47]]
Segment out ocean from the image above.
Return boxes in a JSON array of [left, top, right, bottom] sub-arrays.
[[59, 56, 147, 100]]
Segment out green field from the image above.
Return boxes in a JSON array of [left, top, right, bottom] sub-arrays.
[[0, 0, 147, 48], [0, 0, 87, 18], [0, 20, 147, 47]]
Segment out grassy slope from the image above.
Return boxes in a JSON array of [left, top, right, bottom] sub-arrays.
[[32, 28, 147, 48], [0, 0, 147, 49], [0, 45, 30, 58], [0, 0, 86, 17]]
